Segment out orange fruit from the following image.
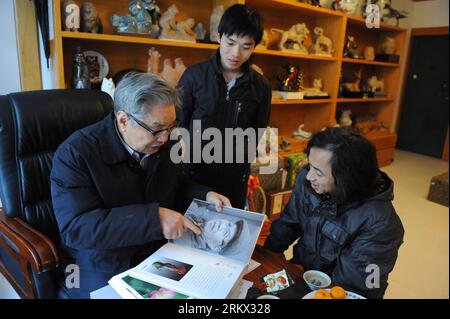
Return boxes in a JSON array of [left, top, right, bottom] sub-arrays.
[[314, 289, 332, 299], [330, 286, 346, 299]]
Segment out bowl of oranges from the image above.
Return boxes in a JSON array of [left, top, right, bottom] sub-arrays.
[[302, 286, 366, 299]]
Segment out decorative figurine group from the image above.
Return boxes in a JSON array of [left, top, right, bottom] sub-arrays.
[[107, 2, 224, 43], [344, 35, 398, 62], [270, 23, 333, 56], [330, 0, 408, 27], [340, 67, 388, 98]]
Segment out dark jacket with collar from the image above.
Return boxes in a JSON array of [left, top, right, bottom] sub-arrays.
[[265, 169, 404, 299], [177, 50, 272, 184], [50, 112, 210, 274]]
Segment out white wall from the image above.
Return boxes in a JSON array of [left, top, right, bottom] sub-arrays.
[[0, 0, 21, 95], [412, 0, 449, 28]]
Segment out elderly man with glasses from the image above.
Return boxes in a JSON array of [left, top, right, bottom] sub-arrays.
[[50, 72, 230, 298]]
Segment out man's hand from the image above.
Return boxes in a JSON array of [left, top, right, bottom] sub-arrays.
[[206, 191, 232, 212], [159, 207, 201, 239]]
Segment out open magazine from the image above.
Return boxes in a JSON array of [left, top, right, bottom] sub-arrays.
[[108, 199, 265, 299]]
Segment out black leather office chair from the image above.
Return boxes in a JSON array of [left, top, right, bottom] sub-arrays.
[[0, 89, 113, 298]]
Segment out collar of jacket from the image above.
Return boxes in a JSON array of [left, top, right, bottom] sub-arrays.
[[211, 50, 253, 85], [96, 112, 131, 165], [96, 112, 167, 165], [303, 169, 393, 218]]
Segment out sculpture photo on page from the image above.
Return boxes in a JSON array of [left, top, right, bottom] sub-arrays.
[[173, 200, 263, 264]]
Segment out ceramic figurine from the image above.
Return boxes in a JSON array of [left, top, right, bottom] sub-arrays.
[[310, 27, 333, 56], [382, 0, 408, 26], [194, 22, 207, 41], [378, 36, 396, 54], [129, 0, 152, 34], [142, 0, 161, 25], [277, 64, 303, 92], [146, 47, 186, 87], [367, 75, 384, 93], [301, 79, 329, 97], [80, 2, 102, 33], [141, 0, 161, 37], [159, 4, 179, 39], [63, 0, 80, 31], [175, 18, 197, 42], [271, 23, 310, 54], [110, 14, 137, 33], [343, 35, 361, 59], [332, 0, 359, 15], [343, 69, 363, 92], [292, 124, 312, 139], [147, 47, 161, 74], [339, 110, 352, 127], [161, 58, 186, 87], [209, 5, 224, 43], [363, 46, 375, 60]]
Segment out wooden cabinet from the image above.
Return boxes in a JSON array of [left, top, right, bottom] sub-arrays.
[[50, 0, 406, 166]]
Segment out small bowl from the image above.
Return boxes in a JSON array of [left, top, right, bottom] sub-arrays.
[[303, 270, 331, 291], [257, 295, 280, 299]]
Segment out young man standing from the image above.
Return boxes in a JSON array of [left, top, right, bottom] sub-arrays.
[[177, 4, 272, 209]]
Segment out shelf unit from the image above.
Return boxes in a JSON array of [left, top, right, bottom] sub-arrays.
[[50, 0, 407, 166]]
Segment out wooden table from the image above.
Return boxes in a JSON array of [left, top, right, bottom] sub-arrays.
[[243, 245, 311, 299]]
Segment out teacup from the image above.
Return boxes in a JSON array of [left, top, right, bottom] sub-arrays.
[[303, 270, 331, 291]]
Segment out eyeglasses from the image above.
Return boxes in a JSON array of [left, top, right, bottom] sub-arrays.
[[127, 113, 178, 137]]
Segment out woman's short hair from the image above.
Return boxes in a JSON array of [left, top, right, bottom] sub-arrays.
[[218, 4, 264, 45], [113, 72, 181, 118], [305, 127, 379, 204]]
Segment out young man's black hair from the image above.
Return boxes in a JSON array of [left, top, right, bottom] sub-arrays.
[[218, 4, 264, 45]]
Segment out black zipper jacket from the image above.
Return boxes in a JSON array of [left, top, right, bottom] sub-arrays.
[[177, 50, 272, 184], [265, 169, 404, 299]]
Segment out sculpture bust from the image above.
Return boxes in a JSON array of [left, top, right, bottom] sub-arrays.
[[80, 2, 102, 33], [378, 36, 397, 54], [363, 46, 375, 60]]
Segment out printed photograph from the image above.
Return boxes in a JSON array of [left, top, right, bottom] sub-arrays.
[[143, 257, 193, 281], [122, 275, 191, 299], [173, 199, 264, 264]]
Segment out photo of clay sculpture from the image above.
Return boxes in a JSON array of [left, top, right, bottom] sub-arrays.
[[173, 200, 263, 264]]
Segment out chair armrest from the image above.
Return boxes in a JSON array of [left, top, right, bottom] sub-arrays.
[[0, 209, 59, 273], [0, 209, 60, 298]]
